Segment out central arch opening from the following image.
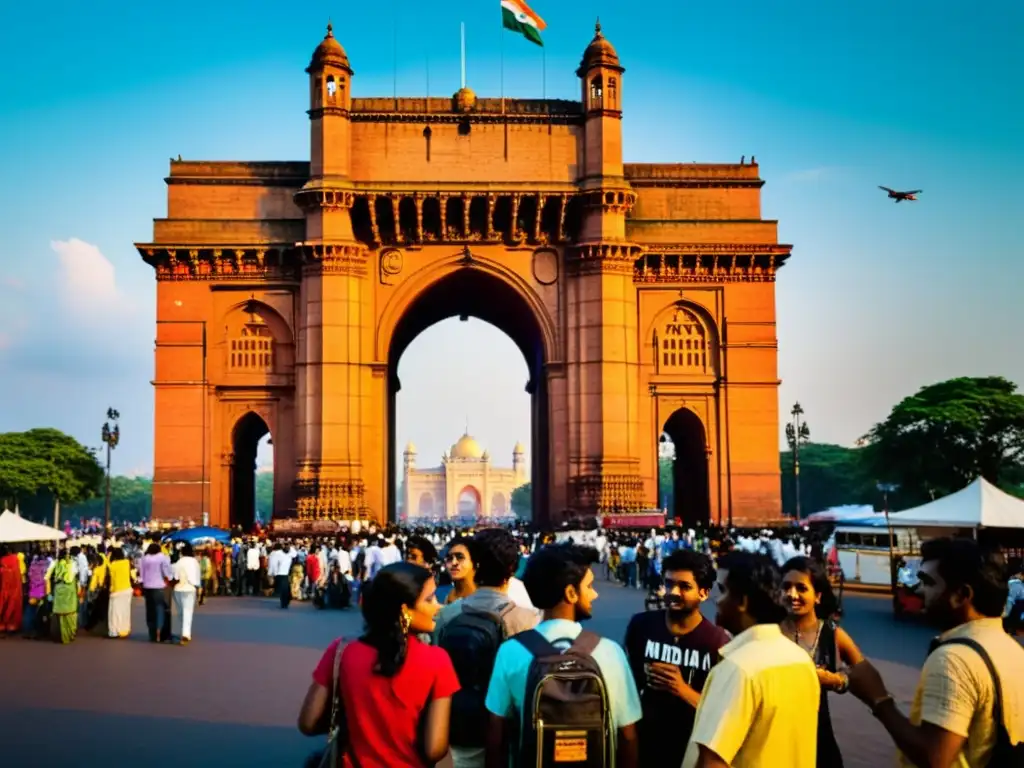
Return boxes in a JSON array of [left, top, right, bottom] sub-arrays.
[[388, 267, 549, 524], [660, 409, 710, 527], [230, 411, 271, 531]]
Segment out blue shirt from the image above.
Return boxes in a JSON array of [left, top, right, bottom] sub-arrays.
[[485, 618, 643, 733]]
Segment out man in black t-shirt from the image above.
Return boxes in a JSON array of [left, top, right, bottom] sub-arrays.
[[624, 549, 730, 768]]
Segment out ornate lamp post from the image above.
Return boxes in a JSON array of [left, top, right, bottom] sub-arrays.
[[101, 408, 120, 532], [785, 402, 810, 518], [877, 481, 900, 586]]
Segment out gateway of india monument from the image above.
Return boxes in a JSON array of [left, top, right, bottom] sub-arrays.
[[137, 19, 791, 530]]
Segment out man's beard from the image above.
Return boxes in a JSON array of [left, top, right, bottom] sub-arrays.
[[666, 600, 697, 618]]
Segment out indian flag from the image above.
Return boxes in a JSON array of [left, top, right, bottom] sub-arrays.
[[501, 0, 546, 46]]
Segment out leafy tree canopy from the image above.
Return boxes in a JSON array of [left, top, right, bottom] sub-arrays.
[[860, 376, 1024, 506], [511, 483, 531, 519], [779, 443, 877, 517], [0, 429, 103, 510]]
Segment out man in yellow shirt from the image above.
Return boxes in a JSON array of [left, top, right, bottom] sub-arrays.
[[682, 553, 820, 768], [848, 537, 1024, 767]]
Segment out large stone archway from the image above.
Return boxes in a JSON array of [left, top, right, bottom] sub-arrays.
[[385, 263, 553, 524], [139, 20, 789, 527]]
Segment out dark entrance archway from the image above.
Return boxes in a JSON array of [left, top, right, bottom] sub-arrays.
[[230, 411, 270, 531], [662, 408, 710, 527], [387, 267, 549, 525]]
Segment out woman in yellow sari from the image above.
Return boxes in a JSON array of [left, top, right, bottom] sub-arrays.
[[45, 551, 79, 644]]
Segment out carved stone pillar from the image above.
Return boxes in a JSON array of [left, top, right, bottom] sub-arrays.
[[510, 194, 521, 241], [462, 193, 471, 238], [557, 194, 569, 242], [533, 195, 544, 242], [440, 195, 449, 242], [391, 195, 401, 244], [485, 194, 495, 241], [414, 194, 424, 242], [367, 195, 381, 244]]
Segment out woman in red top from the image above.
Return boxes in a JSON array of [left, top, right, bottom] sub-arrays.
[[298, 562, 459, 767]]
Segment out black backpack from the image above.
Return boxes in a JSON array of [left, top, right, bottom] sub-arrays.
[[513, 629, 611, 768], [437, 602, 515, 748], [932, 637, 1024, 767]]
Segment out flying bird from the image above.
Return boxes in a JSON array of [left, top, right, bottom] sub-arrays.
[[879, 186, 922, 202]]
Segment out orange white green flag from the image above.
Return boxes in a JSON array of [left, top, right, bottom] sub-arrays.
[[501, 0, 546, 46]]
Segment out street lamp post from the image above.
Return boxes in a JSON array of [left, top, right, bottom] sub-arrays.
[[877, 481, 900, 587], [101, 408, 121, 532], [785, 402, 810, 519]]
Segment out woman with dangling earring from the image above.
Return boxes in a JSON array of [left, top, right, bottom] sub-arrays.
[[298, 561, 460, 767], [780, 556, 865, 768]]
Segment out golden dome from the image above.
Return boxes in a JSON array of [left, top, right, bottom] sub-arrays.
[[577, 19, 620, 74], [513, 441, 525, 454], [450, 433, 484, 459], [453, 86, 477, 113], [404, 441, 417, 454], [308, 23, 352, 72]]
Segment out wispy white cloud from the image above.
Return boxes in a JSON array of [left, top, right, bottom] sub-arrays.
[[50, 238, 136, 320]]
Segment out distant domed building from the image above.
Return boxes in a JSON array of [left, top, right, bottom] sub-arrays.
[[402, 433, 527, 519]]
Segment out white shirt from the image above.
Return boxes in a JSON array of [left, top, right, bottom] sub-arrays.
[[267, 549, 293, 578], [333, 548, 352, 578], [245, 547, 260, 571], [379, 544, 402, 568], [507, 577, 535, 610], [172, 556, 202, 593]]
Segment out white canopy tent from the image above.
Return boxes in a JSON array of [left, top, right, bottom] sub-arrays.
[[0, 509, 67, 543], [876, 477, 1024, 530]]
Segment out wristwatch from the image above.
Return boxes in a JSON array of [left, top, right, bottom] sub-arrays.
[[870, 694, 895, 717]]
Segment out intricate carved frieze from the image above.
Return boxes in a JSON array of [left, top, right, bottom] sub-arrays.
[[351, 191, 579, 248], [139, 246, 302, 282], [294, 463, 369, 520], [565, 242, 644, 276], [298, 242, 370, 277], [633, 249, 790, 284], [579, 188, 637, 214], [293, 187, 356, 212], [569, 473, 646, 514]]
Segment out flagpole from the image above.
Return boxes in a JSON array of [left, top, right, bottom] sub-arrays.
[[460, 22, 466, 89], [499, 5, 505, 114], [392, 0, 398, 108]]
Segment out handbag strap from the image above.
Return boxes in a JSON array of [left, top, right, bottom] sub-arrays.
[[934, 638, 1012, 745], [327, 640, 345, 734]]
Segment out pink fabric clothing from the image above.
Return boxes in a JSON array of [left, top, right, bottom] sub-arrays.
[[27, 556, 50, 600]]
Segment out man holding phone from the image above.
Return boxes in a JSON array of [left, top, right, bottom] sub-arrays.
[[623, 549, 730, 768]]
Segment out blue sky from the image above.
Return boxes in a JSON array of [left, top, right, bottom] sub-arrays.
[[0, 0, 1021, 478]]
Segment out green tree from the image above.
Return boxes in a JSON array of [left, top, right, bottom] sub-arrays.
[[511, 483, 532, 519], [0, 429, 104, 521], [861, 376, 1024, 507], [657, 458, 674, 511], [255, 471, 274, 519], [64, 476, 154, 524], [780, 443, 876, 517]]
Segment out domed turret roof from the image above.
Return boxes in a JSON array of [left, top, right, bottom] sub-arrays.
[[513, 441, 526, 454], [404, 441, 417, 454], [578, 19, 620, 74], [308, 23, 352, 72], [450, 432, 484, 459]]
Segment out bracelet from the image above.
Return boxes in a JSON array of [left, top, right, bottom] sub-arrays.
[[870, 694, 895, 717], [835, 672, 850, 694]]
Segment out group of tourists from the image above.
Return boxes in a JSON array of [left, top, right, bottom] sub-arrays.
[[289, 525, 1024, 768]]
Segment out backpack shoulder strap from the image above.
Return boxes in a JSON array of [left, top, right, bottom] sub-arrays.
[[515, 629, 559, 658], [567, 629, 601, 658], [935, 638, 1008, 733]]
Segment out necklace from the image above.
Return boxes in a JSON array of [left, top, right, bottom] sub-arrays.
[[788, 619, 823, 657]]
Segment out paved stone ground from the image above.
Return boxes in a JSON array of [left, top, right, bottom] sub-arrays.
[[0, 580, 937, 767]]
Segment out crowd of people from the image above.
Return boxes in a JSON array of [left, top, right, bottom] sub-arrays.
[[287, 525, 1023, 768], [2, 519, 1023, 768]]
